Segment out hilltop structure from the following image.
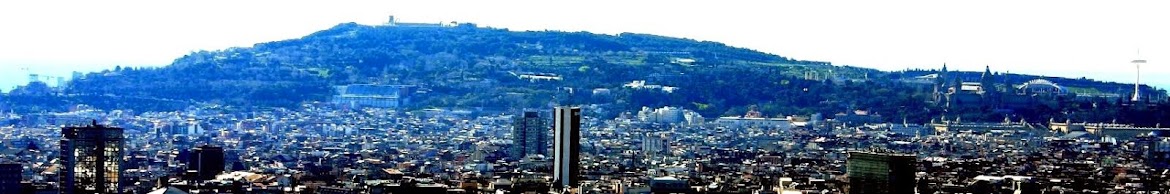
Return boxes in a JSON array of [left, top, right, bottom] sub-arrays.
[[930, 64, 1005, 109], [331, 84, 417, 108]]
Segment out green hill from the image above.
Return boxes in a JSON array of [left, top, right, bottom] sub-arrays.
[[63, 23, 881, 114], [40, 22, 1168, 124]]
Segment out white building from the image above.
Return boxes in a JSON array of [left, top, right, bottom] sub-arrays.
[[683, 111, 705, 125], [715, 117, 793, 130], [637, 106, 703, 124], [624, 80, 679, 93], [187, 118, 204, 135], [642, 132, 670, 156], [331, 84, 416, 108]]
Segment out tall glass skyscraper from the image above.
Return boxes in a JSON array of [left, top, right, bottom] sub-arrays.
[[846, 151, 916, 194], [553, 107, 581, 191], [60, 121, 124, 194]]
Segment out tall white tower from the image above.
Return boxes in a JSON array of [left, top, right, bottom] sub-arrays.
[[553, 106, 581, 191], [1132, 56, 1147, 102]]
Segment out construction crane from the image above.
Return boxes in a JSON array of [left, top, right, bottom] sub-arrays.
[[21, 66, 40, 84]]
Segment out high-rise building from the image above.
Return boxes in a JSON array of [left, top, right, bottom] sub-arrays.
[[60, 121, 124, 194], [846, 151, 916, 194], [186, 118, 203, 135], [511, 111, 548, 161], [642, 132, 669, 156], [188, 145, 225, 181], [0, 163, 21, 192], [552, 106, 581, 191]]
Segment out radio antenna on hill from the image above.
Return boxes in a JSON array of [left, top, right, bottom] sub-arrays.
[[1132, 48, 1146, 102]]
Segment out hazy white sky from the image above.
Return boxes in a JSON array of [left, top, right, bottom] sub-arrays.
[[1, 0, 1168, 91]]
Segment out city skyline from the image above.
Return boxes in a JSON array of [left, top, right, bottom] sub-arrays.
[[3, 94, 1169, 193], [2, 1, 1170, 193], [1, 0, 1168, 91]]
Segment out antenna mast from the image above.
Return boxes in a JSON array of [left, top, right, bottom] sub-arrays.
[[1132, 49, 1146, 102]]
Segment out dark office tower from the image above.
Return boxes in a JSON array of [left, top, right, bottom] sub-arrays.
[[552, 107, 581, 191], [188, 145, 225, 180], [0, 163, 20, 192], [60, 121, 124, 194], [846, 151, 916, 194], [511, 111, 548, 161]]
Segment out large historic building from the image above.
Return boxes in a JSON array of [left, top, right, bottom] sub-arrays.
[[1049, 119, 1170, 140], [929, 64, 1004, 109]]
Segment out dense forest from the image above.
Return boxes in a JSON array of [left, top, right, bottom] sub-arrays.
[[4, 22, 1167, 125]]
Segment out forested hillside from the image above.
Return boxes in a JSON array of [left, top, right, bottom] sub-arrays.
[[35, 22, 1167, 124]]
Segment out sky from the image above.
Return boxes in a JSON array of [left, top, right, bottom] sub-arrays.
[[1, 0, 1168, 92]]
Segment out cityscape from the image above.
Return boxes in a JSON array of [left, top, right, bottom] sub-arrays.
[[4, 82, 1170, 194], [2, 2, 1170, 194]]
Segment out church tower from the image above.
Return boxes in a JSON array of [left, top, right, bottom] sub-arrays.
[[980, 65, 995, 93], [932, 63, 949, 104]]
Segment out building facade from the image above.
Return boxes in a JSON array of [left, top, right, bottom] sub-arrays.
[[0, 163, 21, 192], [331, 84, 417, 108], [846, 151, 916, 194], [189, 145, 225, 181], [715, 117, 793, 129], [60, 121, 124, 194], [553, 107, 581, 191], [1139, 136, 1170, 170], [511, 111, 548, 161], [642, 132, 669, 156]]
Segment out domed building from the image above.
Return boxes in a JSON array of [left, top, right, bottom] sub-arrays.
[[1016, 79, 1069, 96]]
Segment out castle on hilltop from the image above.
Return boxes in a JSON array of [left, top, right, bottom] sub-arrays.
[[927, 64, 1011, 109], [384, 15, 463, 28], [916, 63, 1167, 111]]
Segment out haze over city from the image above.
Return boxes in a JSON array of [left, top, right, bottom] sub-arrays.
[[1, 0, 1168, 91]]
